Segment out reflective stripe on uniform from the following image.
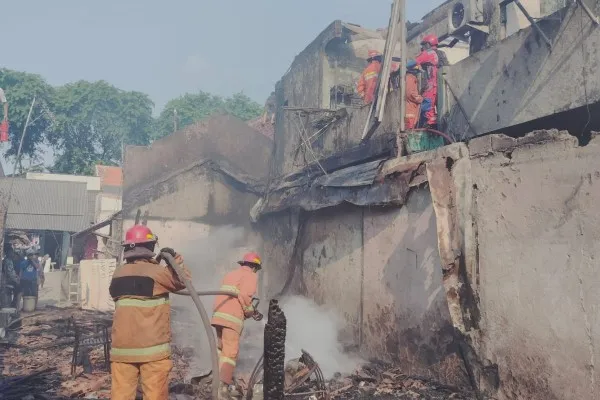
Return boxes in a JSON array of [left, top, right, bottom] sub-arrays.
[[219, 356, 236, 367], [220, 285, 239, 294], [212, 312, 243, 326], [111, 343, 171, 357], [116, 297, 170, 308], [243, 305, 254, 312], [364, 72, 378, 80]]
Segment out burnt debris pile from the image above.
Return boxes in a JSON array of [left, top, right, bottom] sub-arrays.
[[263, 299, 287, 400], [0, 367, 61, 399], [329, 362, 477, 400], [1, 307, 194, 399]]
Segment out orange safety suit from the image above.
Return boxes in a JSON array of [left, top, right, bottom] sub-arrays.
[[109, 255, 190, 400], [405, 73, 423, 129], [415, 48, 439, 126], [357, 60, 382, 105], [211, 265, 258, 384]]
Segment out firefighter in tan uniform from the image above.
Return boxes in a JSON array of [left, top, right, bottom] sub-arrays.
[[109, 225, 191, 400], [212, 252, 263, 399]]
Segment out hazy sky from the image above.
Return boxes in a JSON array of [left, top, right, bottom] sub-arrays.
[[4, 0, 445, 111]]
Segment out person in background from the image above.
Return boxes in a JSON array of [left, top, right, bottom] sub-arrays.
[[211, 252, 264, 399], [357, 50, 383, 105], [34, 252, 44, 289], [20, 251, 39, 302], [405, 60, 424, 130], [1, 246, 20, 308], [415, 34, 440, 128], [0, 87, 7, 122], [42, 254, 51, 273]]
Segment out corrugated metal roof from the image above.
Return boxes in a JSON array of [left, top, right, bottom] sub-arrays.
[[0, 178, 89, 232], [6, 215, 88, 232]]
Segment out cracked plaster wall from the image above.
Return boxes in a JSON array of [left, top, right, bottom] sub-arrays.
[[259, 191, 469, 387], [468, 132, 600, 399]]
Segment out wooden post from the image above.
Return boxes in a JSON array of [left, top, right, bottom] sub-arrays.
[[399, 0, 407, 133]]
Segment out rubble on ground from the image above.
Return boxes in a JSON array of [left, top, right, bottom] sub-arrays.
[[1, 306, 477, 399], [328, 362, 477, 400], [0, 306, 194, 399]]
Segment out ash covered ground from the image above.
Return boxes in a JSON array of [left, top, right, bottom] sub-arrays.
[[0, 306, 477, 399]]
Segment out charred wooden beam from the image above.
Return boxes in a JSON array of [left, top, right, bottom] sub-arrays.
[[263, 300, 287, 400], [282, 133, 397, 185]]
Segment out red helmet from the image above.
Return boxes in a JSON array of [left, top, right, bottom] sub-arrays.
[[421, 34, 439, 47], [123, 225, 157, 246], [238, 252, 262, 267], [367, 49, 382, 60]]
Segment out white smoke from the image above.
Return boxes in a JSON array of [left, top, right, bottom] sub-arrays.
[[167, 226, 362, 381], [279, 296, 363, 378], [169, 224, 248, 379], [238, 296, 363, 380]]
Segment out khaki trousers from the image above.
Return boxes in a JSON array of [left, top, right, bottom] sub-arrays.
[[215, 326, 241, 385], [111, 359, 173, 400]]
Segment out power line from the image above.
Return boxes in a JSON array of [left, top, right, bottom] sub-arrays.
[[1, 96, 36, 253]]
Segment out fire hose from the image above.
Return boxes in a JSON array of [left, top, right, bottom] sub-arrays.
[[160, 252, 221, 400], [160, 252, 263, 399]]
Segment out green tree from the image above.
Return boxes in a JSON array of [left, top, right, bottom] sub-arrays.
[[155, 91, 223, 139], [0, 69, 55, 166], [154, 91, 263, 139], [224, 92, 263, 121], [48, 80, 154, 175]]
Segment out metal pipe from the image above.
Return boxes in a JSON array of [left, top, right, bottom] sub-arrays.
[[160, 252, 220, 400], [513, 0, 553, 49], [376, 0, 402, 123], [575, 0, 600, 26]]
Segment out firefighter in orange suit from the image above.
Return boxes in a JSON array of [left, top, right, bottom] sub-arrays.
[[211, 252, 263, 399], [109, 225, 191, 400], [405, 59, 424, 130], [357, 50, 383, 105]]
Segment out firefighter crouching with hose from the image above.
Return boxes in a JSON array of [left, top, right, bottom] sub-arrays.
[[211, 252, 264, 399], [109, 225, 191, 400]]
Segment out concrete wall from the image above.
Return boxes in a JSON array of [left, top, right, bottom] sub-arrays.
[[464, 132, 600, 399], [124, 114, 271, 195], [444, 2, 600, 140], [259, 190, 468, 386], [26, 172, 101, 191], [122, 112, 269, 265], [260, 129, 600, 397], [121, 165, 261, 263], [80, 258, 117, 312], [361, 191, 459, 378]]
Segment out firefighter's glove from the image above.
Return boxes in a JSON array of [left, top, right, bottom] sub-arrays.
[[252, 311, 264, 322]]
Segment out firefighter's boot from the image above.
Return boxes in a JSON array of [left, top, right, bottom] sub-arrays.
[[218, 382, 233, 400], [229, 384, 242, 399]]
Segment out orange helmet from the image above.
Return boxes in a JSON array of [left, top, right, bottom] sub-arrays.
[[123, 225, 157, 246], [421, 34, 439, 47], [239, 252, 262, 267], [367, 50, 382, 60]]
